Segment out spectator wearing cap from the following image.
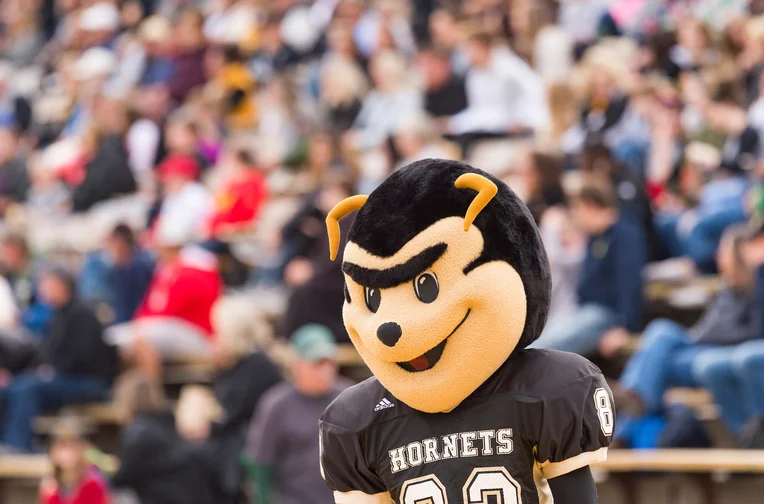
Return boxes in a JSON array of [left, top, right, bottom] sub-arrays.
[[167, 7, 208, 103], [205, 143, 267, 238], [153, 153, 213, 244], [107, 214, 222, 382], [1, 268, 117, 452], [531, 176, 647, 357], [245, 324, 351, 504]]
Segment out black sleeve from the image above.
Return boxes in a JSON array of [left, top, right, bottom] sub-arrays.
[[548, 466, 599, 504], [318, 420, 387, 495], [536, 373, 614, 479]]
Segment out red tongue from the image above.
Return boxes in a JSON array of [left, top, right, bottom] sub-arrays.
[[409, 355, 430, 371]]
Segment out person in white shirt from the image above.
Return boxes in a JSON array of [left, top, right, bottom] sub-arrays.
[[0, 275, 19, 331], [347, 50, 423, 152], [154, 153, 213, 244], [446, 32, 549, 148]]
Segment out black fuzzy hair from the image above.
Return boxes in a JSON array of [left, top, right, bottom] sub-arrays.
[[346, 159, 551, 349]]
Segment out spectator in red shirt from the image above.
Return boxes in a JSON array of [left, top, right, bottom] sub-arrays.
[[206, 142, 268, 238], [107, 215, 222, 382], [39, 417, 110, 504]]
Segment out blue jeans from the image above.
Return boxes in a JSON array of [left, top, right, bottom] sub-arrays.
[[693, 339, 764, 433], [530, 303, 615, 355], [620, 319, 755, 435], [1, 372, 110, 451], [655, 206, 747, 273]]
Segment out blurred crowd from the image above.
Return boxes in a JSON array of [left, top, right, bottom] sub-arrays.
[[1, 0, 764, 502]]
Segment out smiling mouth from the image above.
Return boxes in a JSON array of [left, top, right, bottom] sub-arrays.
[[397, 309, 471, 373]]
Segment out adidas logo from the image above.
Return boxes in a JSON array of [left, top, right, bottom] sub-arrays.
[[374, 398, 395, 411]]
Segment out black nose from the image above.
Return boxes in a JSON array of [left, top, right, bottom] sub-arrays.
[[377, 322, 402, 347]]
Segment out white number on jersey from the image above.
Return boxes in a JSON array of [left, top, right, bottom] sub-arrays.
[[463, 467, 522, 504], [593, 387, 614, 436], [401, 475, 449, 504], [400, 467, 522, 504]]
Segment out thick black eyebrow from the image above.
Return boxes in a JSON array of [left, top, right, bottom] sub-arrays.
[[342, 243, 448, 289]]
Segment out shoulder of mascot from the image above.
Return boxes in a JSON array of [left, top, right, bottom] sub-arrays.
[[477, 349, 605, 400], [321, 376, 407, 433]]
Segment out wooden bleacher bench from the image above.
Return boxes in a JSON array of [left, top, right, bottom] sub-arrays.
[[595, 449, 764, 504], [644, 275, 724, 307], [0, 455, 51, 479], [163, 355, 215, 385], [664, 388, 719, 420], [35, 357, 217, 434], [34, 403, 126, 433], [595, 448, 764, 473], [336, 344, 364, 367]]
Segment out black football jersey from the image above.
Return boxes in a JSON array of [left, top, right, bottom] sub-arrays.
[[320, 349, 614, 504]]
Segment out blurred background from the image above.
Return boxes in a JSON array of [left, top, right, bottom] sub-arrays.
[[0, 0, 763, 502]]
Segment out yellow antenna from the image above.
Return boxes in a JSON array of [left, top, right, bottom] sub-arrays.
[[326, 195, 368, 260], [454, 173, 498, 231]]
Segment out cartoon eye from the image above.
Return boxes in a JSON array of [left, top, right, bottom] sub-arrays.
[[365, 286, 381, 313], [414, 270, 439, 303]]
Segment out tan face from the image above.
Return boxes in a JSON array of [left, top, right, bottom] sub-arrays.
[[342, 217, 527, 413]]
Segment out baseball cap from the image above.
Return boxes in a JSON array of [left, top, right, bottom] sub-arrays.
[[158, 154, 200, 182], [291, 324, 337, 362]]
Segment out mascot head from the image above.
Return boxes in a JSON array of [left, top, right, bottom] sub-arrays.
[[326, 159, 551, 413]]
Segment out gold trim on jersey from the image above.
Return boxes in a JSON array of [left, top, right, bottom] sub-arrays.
[[333, 490, 394, 503], [538, 447, 609, 479]]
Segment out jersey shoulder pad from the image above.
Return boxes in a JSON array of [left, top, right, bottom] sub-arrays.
[[321, 376, 400, 432], [487, 349, 604, 398]]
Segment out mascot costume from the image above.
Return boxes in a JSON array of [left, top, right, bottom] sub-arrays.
[[319, 159, 614, 504]]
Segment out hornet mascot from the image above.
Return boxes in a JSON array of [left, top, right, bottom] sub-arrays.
[[319, 159, 613, 504]]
